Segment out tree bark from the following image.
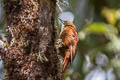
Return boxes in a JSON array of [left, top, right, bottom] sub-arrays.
[[1, 0, 63, 80]]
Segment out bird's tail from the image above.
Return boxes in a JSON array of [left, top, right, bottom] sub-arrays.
[[63, 49, 70, 72]]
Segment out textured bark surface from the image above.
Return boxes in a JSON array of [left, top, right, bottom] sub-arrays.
[[1, 0, 63, 80]]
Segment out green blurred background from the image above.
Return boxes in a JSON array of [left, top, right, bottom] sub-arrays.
[[57, 0, 120, 80]]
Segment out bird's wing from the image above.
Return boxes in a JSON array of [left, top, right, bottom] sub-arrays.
[[60, 27, 74, 47], [69, 29, 79, 63]]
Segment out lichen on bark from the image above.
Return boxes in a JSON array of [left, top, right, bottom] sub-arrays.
[[1, 0, 63, 80]]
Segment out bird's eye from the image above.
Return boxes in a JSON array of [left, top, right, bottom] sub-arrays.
[[64, 21, 68, 23]]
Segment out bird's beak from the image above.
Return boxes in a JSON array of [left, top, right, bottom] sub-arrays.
[[58, 18, 64, 24]]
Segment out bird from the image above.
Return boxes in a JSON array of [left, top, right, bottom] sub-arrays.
[[59, 19, 79, 71]]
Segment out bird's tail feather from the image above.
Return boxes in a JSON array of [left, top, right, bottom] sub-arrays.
[[63, 49, 70, 72]]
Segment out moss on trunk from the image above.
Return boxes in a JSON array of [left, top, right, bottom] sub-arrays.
[[1, 0, 63, 80]]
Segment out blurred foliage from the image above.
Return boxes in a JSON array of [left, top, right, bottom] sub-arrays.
[[61, 0, 120, 80], [0, 1, 5, 33]]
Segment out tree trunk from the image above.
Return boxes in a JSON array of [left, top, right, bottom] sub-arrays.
[[1, 0, 63, 80]]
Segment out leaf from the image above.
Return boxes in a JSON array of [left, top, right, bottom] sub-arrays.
[[83, 22, 109, 34], [106, 36, 120, 53], [79, 22, 118, 40], [101, 8, 117, 25]]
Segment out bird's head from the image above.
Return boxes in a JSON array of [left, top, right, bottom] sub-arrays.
[[59, 18, 76, 29]]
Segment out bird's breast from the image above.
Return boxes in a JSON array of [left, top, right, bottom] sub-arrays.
[[60, 27, 75, 47]]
